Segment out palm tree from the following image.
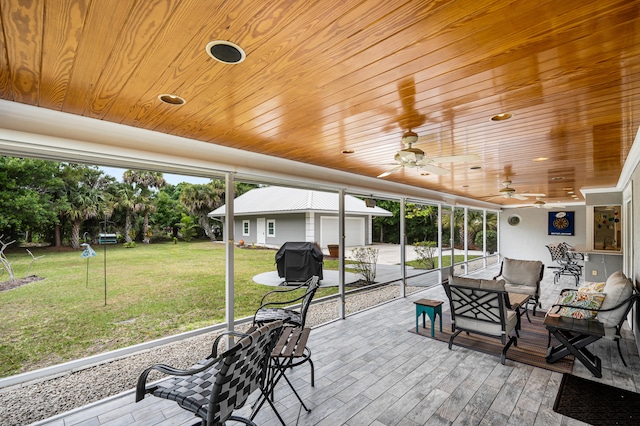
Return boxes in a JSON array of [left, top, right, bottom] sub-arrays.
[[123, 170, 166, 244], [112, 184, 137, 242], [179, 181, 225, 241], [61, 165, 111, 249]]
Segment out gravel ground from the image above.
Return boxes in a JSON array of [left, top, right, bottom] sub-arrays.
[[0, 284, 424, 426]]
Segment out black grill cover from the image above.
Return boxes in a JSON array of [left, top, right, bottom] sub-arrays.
[[275, 242, 323, 282]]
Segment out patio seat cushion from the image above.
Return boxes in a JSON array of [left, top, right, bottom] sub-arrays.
[[598, 271, 633, 329], [554, 290, 606, 320], [456, 309, 517, 336], [449, 275, 505, 291], [578, 281, 606, 293], [500, 258, 543, 297]]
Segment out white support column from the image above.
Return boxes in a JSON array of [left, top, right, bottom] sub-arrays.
[[225, 173, 235, 347], [305, 211, 315, 242], [483, 210, 487, 268], [400, 197, 406, 297], [438, 204, 443, 283], [338, 189, 346, 319], [449, 208, 455, 278], [463, 207, 468, 275], [497, 211, 501, 256]]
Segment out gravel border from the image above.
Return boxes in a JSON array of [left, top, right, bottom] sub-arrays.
[[0, 284, 424, 425]]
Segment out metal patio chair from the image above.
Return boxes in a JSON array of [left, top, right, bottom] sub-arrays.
[[253, 275, 321, 328], [546, 242, 583, 285], [136, 320, 285, 426]]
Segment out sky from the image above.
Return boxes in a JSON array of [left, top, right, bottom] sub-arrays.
[[99, 167, 212, 186]]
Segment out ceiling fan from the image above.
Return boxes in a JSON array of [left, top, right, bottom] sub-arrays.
[[530, 197, 566, 209], [377, 130, 480, 178], [497, 180, 546, 200]]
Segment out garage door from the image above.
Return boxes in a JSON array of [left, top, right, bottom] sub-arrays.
[[320, 216, 365, 248]]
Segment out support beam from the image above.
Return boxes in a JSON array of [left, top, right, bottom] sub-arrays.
[[338, 189, 346, 319], [400, 198, 406, 297], [225, 173, 235, 347], [438, 204, 443, 284]]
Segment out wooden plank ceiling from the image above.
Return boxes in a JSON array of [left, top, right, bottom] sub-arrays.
[[0, 0, 638, 206]]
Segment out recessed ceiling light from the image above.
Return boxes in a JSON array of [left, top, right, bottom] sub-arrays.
[[341, 149, 355, 154], [490, 113, 512, 121], [567, 191, 574, 194], [205, 40, 246, 64], [469, 166, 481, 170], [562, 187, 574, 191], [532, 157, 548, 162], [158, 94, 186, 105]]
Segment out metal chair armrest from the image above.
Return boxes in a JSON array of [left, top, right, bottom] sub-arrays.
[[136, 356, 223, 402], [259, 281, 309, 305]]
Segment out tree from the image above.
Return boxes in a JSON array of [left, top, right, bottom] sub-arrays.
[[405, 203, 438, 243], [152, 185, 186, 238], [0, 157, 63, 243], [178, 214, 197, 242], [372, 199, 400, 243], [123, 170, 166, 244], [59, 165, 112, 249], [179, 181, 225, 241], [112, 183, 137, 242]]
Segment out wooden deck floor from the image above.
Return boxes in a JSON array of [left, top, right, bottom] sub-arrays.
[[33, 268, 640, 425]]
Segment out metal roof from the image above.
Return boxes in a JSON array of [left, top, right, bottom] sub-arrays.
[[209, 186, 393, 217]]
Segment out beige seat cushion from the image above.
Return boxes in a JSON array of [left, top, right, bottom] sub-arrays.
[[504, 283, 537, 297], [598, 271, 633, 328], [501, 258, 543, 287], [456, 310, 517, 336], [450, 275, 506, 291]]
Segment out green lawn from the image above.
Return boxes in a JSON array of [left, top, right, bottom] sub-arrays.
[[0, 241, 338, 378]]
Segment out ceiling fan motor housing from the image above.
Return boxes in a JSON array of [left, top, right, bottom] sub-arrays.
[[395, 147, 424, 163], [499, 187, 516, 195]]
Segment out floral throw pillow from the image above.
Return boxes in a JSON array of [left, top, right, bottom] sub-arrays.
[[555, 291, 606, 319], [579, 281, 606, 293]]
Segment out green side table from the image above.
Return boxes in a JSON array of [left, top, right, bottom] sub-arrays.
[[414, 298, 443, 337]]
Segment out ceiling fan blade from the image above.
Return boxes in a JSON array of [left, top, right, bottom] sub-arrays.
[[429, 154, 480, 163], [513, 194, 529, 200], [377, 165, 403, 178], [522, 193, 546, 197], [417, 164, 450, 176]]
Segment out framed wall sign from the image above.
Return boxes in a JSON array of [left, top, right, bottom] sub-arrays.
[[548, 211, 575, 236]]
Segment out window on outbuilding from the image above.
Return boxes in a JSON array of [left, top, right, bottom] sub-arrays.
[[242, 220, 250, 236], [267, 219, 276, 237]]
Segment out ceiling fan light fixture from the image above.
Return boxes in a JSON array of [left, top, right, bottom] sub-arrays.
[[205, 40, 246, 64]]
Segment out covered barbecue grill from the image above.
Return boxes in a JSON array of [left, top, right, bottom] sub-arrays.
[[275, 242, 323, 283]]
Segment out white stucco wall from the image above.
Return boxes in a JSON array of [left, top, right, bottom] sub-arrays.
[[499, 206, 587, 265]]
